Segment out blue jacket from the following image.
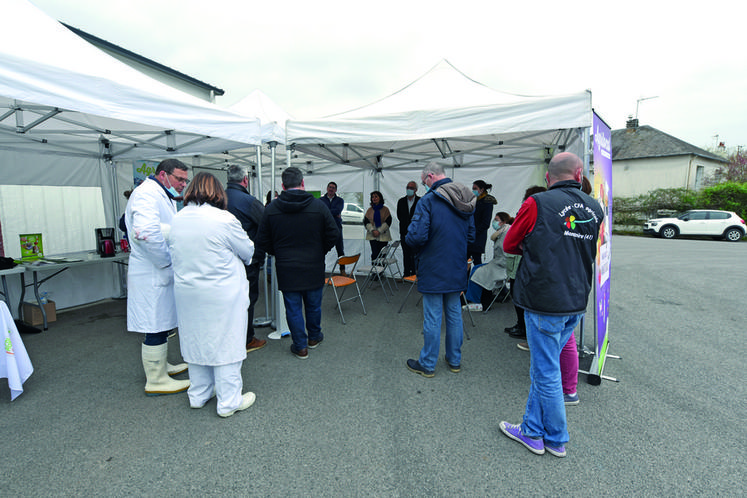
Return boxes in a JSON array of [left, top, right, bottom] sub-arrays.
[[406, 178, 475, 293], [320, 194, 344, 229]]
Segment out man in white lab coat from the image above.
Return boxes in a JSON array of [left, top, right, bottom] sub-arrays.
[[125, 159, 190, 395]]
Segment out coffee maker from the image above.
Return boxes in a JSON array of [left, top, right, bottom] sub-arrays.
[[95, 228, 116, 257]]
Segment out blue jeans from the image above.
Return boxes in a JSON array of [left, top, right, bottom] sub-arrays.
[[521, 311, 582, 446], [419, 292, 463, 371], [282, 286, 324, 351]]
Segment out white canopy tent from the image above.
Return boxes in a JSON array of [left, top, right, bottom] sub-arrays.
[[0, 0, 261, 313], [286, 60, 593, 266]]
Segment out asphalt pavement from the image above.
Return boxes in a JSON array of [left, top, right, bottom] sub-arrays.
[[2, 235, 745, 496]]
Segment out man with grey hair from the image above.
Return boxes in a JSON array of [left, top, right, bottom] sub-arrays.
[[499, 152, 604, 458], [226, 164, 267, 353], [405, 162, 475, 377]]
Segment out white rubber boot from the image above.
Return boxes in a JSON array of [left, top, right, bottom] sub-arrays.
[[142, 343, 190, 396], [167, 362, 188, 376]]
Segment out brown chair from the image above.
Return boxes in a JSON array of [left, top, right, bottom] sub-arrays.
[[324, 254, 366, 324]]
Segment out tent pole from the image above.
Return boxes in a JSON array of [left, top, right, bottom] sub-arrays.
[[255, 145, 264, 202]]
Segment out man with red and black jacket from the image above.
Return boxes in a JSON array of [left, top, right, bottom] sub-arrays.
[[499, 152, 604, 459]]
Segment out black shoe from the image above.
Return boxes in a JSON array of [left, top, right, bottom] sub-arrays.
[[508, 328, 526, 339], [406, 359, 434, 378], [504, 324, 521, 334]]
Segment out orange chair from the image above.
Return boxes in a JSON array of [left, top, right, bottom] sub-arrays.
[[397, 274, 419, 313], [324, 254, 366, 324]]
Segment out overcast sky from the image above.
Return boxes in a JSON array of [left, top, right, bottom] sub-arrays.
[[31, 0, 747, 151]]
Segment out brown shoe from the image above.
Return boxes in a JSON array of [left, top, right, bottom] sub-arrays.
[[246, 337, 267, 353], [308, 337, 323, 349], [291, 345, 308, 359]]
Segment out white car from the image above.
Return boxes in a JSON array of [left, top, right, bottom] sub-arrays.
[[643, 209, 746, 241], [340, 203, 365, 224]]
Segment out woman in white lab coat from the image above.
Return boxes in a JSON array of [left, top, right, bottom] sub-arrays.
[[168, 172, 256, 418]]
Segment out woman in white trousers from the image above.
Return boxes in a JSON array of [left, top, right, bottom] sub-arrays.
[[168, 172, 256, 417]]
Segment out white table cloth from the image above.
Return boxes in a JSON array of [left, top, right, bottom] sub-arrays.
[[1, 301, 33, 400]]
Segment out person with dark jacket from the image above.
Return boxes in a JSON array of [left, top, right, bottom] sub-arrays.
[[320, 181, 346, 275], [498, 152, 604, 458], [405, 162, 475, 377], [225, 165, 267, 354], [467, 180, 497, 265], [254, 167, 339, 359], [396, 181, 420, 276]]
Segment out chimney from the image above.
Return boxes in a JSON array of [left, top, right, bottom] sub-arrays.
[[626, 115, 639, 130]]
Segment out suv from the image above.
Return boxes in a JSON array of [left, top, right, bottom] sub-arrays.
[[643, 209, 746, 241]]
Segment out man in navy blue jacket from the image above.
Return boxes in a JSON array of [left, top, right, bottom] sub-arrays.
[[320, 181, 346, 275], [499, 152, 604, 458], [405, 162, 475, 377], [225, 165, 267, 353]]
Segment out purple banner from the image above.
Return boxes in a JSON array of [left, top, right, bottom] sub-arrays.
[[593, 112, 612, 374]]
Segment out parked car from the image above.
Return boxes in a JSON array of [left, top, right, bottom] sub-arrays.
[[340, 203, 365, 224], [643, 209, 746, 241]]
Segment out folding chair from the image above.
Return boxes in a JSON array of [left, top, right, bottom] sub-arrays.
[[460, 259, 476, 331], [358, 243, 395, 303], [382, 240, 403, 289], [482, 279, 510, 314], [397, 274, 419, 313], [324, 254, 366, 324]]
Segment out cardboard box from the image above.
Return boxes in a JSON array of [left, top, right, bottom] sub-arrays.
[[22, 300, 56, 326]]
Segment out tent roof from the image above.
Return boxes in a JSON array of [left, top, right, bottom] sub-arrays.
[[286, 60, 591, 171], [229, 89, 293, 144], [0, 0, 260, 161]]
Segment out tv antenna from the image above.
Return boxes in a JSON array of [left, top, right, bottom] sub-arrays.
[[636, 96, 659, 120]]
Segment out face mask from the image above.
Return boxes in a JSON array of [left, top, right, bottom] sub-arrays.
[[406, 189, 415, 197], [164, 174, 179, 198], [492, 220, 502, 230], [472, 190, 480, 197]]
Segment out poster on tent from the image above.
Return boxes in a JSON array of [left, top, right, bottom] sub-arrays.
[[133, 160, 159, 187], [592, 112, 612, 375]]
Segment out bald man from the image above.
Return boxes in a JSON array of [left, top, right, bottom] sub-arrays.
[[499, 152, 604, 458]]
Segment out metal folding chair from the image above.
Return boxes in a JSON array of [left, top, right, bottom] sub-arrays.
[[358, 243, 395, 302], [324, 254, 366, 324], [483, 279, 510, 313], [382, 240, 403, 290], [397, 274, 419, 313]]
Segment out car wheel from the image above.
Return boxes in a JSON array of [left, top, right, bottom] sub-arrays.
[[660, 226, 678, 239], [724, 228, 744, 242]]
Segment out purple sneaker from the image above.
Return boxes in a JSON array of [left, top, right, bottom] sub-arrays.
[[545, 443, 566, 458], [499, 421, 545, 455]]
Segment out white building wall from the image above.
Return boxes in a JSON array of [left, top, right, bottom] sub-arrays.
[[612, 155, 723, 197]]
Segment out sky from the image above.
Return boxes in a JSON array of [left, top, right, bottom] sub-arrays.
[[30, 0, 747, 151]]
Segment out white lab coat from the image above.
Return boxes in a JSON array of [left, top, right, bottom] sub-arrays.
[[125, 177, 178, 333], [168, 203, 254, 366]]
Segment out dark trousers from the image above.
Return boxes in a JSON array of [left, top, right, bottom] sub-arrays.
[[334, 222, 345, 258], [370, 240, 387, 262], [401, 238, 416, 276], [245, 262, 260, 342], [509, 278, 525, 330]]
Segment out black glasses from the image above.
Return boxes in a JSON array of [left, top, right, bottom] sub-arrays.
[[169, 173, 190, 185]]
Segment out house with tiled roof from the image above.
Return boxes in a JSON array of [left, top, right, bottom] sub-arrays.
[[611, 119, 727, 197]]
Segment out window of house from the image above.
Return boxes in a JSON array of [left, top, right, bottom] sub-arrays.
[[694, 165, 705, 190]]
